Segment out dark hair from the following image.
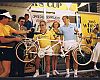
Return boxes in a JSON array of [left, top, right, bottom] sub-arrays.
[[94, 24, 99, 31], [39, 20, 46, 25], [0, 9, 9, 20], [52, 21, 60, 28], [93, 26, 99, 32], [12, 15, 16, 22], [25, 14, 29, 17], [62, 16, 69, 20], [95, 27, 99, 31], [18, 17, 25, 22]]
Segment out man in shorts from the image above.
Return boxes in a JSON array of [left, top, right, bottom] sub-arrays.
[[59, 16, 79, 78]]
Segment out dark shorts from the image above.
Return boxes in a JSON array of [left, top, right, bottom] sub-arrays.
[[0, 48, 15, 61]]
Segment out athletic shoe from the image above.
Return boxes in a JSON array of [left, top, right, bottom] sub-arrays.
[[33, 72, 39, 77], [65, 74, 70, 78]]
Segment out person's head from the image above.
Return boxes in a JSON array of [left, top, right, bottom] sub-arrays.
[[12, 15, 16, 22], [96, 24, 99, 31], [0, 9, 12, 25], [24, 14, 29, 21], [18, 17, 25, 26], [92, 25, 99, 34], [62, 16, 70, 25], [52, 21, 60, 29], [39, 20, 47, 31]]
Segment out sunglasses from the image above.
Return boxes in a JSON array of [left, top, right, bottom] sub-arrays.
[[40, 24, 45, 26]]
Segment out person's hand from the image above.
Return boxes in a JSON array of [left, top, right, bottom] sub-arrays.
[[60, 52, 65, 58], [26, 30, 31, 33]]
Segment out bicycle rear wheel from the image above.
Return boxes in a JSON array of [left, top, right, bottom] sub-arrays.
[[72, 44, 93, 66], [15, 41, 38, 63]]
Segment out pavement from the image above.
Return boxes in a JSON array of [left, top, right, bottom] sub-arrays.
[[25, 69, 100, 78]]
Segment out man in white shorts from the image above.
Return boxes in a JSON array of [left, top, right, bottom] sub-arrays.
[[59, 16, 79, 78]]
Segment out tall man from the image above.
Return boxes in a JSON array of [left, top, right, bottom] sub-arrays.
[[59, 16, 79, 78]]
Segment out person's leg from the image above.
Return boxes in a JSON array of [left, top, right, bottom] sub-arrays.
[[0, 61, 3, 75], [33, 56, 40, 77], [70, 52, 73, 71], [64, 41, 71, 77], [65, 52, 70, 78], [52, 56, 56, 75], [54, 56, 58, 70], [45, 55, 50, 77], [0, 49, 3, 75], [52, 45, 60, 76], [93, 62, 98, 70], [73, 50, 78, 77], [52, 56, 59, 75], [0, 61, 11, 77], [92, 43, 100, 70]]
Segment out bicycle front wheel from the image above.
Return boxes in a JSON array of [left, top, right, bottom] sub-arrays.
[[15, 41, 38, 63], [72, 44, 93, 66]]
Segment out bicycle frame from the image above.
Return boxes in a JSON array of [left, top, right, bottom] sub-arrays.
[[15, 33, 93, 65], [28, 33, 83, 58], [17, 33, 83, 58]]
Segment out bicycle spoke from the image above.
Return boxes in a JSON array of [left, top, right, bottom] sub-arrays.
[[73, 45, 93, 66], [16, 41, 38, 63]]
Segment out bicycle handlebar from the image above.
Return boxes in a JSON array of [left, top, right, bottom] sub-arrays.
[[55, 32, 63, 35], [33, 32, 42, 34]]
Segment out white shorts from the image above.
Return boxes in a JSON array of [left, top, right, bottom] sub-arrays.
[[92, 42, 100, 62], [64, 40, 78, 51], [40, 46, 53, 56]]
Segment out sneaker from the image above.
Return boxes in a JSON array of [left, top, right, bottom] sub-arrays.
[[46, 73, 50, 78], [94, 66, 99, 70], [74, 74, 78, 78], [52, 71, 56, 76], [55, 70, 60, 75], [33, 72, 39, 77], [65, 74, 70, 78]]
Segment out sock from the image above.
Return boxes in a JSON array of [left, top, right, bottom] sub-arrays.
[[94, 64, 96, 68], [46, 73, 50, 77], [66, 69, 69, 74], [54, 70, 56, 72], [53, 70, 56, 75], [54, 70, 59, 74], [36, 69, 39, 73], [74, 69, 77, 75]]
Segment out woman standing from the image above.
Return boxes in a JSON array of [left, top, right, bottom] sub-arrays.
[[50, 21, 61, 76]]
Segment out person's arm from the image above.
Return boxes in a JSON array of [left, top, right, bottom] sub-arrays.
[[0, 36, 22, 43], [50, 31, 55, 40], [74, 25, 79, 33], [58, 27, 64, 45], [10, 27, 30, 35], [97, 32, 100, 42]]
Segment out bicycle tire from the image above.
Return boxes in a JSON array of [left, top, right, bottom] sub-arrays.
[[72, 44, 93, 66], [15, 40, 38, 63]]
